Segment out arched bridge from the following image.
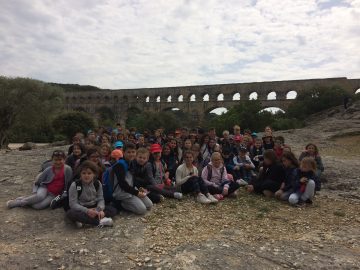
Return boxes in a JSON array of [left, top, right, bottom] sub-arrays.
[[64, 77, 360, 126]]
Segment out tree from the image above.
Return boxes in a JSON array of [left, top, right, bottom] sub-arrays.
[[52, 111, 95, 141], [287, 86, 346, 119], [0, 76, 64, 149]]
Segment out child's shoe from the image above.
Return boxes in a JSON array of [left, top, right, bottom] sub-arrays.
[[196, 193, 211, 204], [236, 179, 248, 186], [174, 192, 183, 200], [98, 217, 113, 227], [206, 194, 218, 204], [75, 222, 83, 229], [6, 199, 22, 209]]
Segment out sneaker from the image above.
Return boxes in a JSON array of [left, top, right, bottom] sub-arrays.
[[75, 222, 83, 229], [6, 199, 22, 209], [159, 195, 165, 202], [50, 195, 62, 209], [174, 192, 183, 200], [196, 193, 211, 204], [213, 194, 224, 201], [236, 179, 248, 186], [206, 194, 218, 204], [99, 217, 113, 227]]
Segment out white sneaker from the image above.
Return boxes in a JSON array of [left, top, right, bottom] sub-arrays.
[[206, 194, 218, 204], [236, 179, 248, 186], [174, 192, 183, 200], [75, 221, 83, 229], [99, 217, 113, 227], [196, 193, 211, 204]]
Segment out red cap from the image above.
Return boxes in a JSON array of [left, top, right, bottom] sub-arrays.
[[150, 144, 162, 153]]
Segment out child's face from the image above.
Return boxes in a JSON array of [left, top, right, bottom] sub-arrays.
[[282, 158, 291, 168], [89, 152, 99, 163], [264, 157, 272, 166], [255, 141, 262, 148], [169, 140, 177, 149], [239, 151, 246, 158], [100, 146, 109, 156], [265, 127, 272, 133], [209, 140, 216, 148], [53, 157, 65, 168], [184, 140, 192, 149], [275, 140, 282, 147], [81, 168, 95, 184], [163, 147, 170, 155], [85, 140, 94, 149], [139, 136, 144, 144], [153, 152, 161, 160], [212, 155, 222, 168], [307, 145, 316, 155], [102, 136, 109, 144], [73, 146, 82, 156], [300, 163, 311, 172], [184, 154, 194, 164], [124, 149, 137, 161], [136, 153, 149, 166], [73, 138, 80, 144]]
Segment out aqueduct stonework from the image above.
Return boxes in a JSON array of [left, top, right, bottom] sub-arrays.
[[64, 77, 360, 126]]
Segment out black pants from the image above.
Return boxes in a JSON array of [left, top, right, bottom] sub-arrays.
[[207, 181, 240, 195], [253, 179, 281, 194], [181, 176, 209, 194], [66, 205, 117, 225]]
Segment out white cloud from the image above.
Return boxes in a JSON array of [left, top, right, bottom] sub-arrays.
[[0, 0, 359, 89]]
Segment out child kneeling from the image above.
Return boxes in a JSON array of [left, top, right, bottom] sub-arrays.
[[66, 161, 116, 228]]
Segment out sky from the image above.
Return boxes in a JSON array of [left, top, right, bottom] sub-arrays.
[[0, 0, 359, 90]]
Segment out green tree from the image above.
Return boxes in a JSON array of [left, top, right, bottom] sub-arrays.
[[52, 111, 95, 142], [0, 76, 64, 148], [287, 86, 346, 119]]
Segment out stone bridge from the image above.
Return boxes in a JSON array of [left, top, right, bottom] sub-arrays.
[[64, 77, 360, 126]]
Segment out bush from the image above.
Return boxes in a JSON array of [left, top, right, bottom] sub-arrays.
[[52, 111, 95, 142], [287, 86, 346, 120]]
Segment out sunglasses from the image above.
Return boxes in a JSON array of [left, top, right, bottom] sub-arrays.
[[52, 150, 65, 157]]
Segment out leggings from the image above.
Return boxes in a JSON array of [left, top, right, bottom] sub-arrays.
[[17, 186, 55, 210]]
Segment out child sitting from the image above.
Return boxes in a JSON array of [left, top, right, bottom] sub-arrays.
[[176, 151, 217, 204], [66, 161, 116, 228], [299, 143, 324, 191], [99, 143, 111, 166], [273, 136, 285, 158], [112, 143, 153, 215], [202, 152, 241, 198], [65, 142, 85, 171], [288, 157, 318, 205], [7, 150, 72, 209], [262, 134, 274, 150], [275, 152, 299, 201], [132, 147, 182, 203], [232, 147, 255, 183], [249, 138, 264, 169]]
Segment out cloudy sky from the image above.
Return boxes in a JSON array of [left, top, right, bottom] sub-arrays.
[[0, 0, 359, 89]]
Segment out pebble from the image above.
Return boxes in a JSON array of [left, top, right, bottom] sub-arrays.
[[144, 257, 151, 263]]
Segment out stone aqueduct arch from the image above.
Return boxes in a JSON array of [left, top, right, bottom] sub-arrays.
[[64, 77, 360, 126]]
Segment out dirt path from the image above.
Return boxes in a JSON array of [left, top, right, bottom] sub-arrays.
[[1, 107, 360, 269]]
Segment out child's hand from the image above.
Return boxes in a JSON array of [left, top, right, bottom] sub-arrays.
[[222, 187, 229, 196], [300, 177, 308, 183], [247, 185, 254, 193], [138, 191, 146, 198], [274, 189, 283, 198], [164, 179, 172, 186], [245, 164, 252, 169], [97, 210, 105, 220], [87, 209, 98, 218]]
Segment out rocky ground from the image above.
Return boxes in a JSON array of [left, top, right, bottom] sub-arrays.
[[1, 103, 359, 270]]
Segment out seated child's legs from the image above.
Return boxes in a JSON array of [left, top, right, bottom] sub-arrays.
[[20, 186, 49, 207], [227, 181, 240, 194], [280, 190, 292, 201], [140, 196, 153, 210], [181, 176, 201, 194], [121, 196, 149, 215], [301, 180, 315, 201], [147, 192, 162, 203], [104, 205, 117, 218], [148, 185, 176, 198], [66, 209, 99, 226], [289, 193, 300, 205], [207, 185, 223, 195], [31, 194, 55, 210]]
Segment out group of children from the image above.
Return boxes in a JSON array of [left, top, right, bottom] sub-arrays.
[[6, 124, 324, 228]]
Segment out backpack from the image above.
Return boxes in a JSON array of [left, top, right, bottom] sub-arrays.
[[62, 179, 100, 211], [206, 164, 225, 181], [102, 159, 128, 203]]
